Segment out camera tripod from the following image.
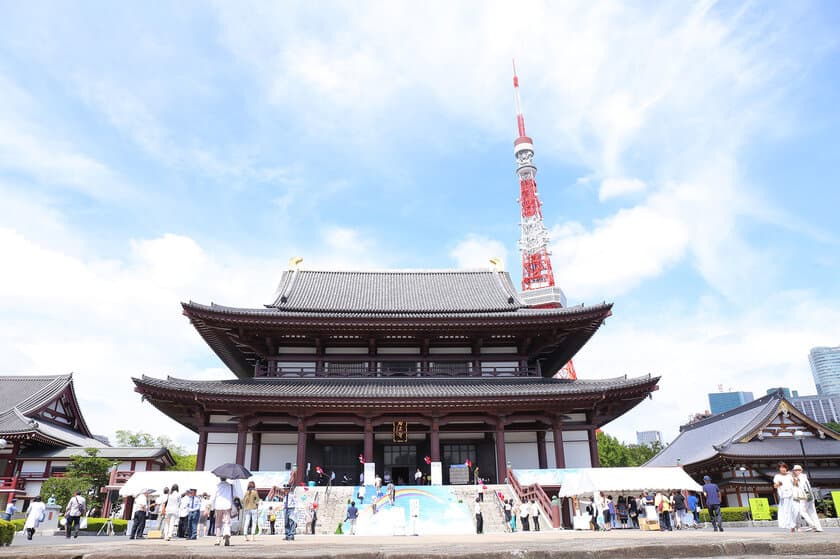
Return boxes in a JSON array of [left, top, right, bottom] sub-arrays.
[[97, 513, 116, 536]]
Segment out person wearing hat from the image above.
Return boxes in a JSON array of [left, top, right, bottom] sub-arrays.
[[701, 476, 722, 532], [773, 462, 796, 532], [791, 465, 822, 532]]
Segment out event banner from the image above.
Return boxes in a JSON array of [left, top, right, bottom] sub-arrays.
[[749, 498, 771, 520], [832, 491, 840, 519]]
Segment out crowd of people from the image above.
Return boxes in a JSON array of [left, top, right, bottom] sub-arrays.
[[579, 490, 704, 531], [124, 479, 318, 546]]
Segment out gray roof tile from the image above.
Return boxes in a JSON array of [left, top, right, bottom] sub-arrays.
[[135, 374, 657, 401], [0, 374, 72, 415], [267, 270, 525, 313]]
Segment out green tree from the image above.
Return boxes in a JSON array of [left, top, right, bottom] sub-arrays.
[[40, 477, 91, 509], [66, 448, 117, 509], [115, 429, 196, 471], [824, 421, 840, 434], [597, 432, 662, 467]]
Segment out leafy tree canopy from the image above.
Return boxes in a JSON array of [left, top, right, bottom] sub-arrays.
[[115, 429, 196, 471], [824, 421, 840, 434], [597, 431, 662, 467], [40, 476, 92, 510]]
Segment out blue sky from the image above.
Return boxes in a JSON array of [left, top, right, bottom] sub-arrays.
[[1, 1, 839, 448]]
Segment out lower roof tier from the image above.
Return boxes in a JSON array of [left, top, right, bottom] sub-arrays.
[[133, 374, 659, 432]]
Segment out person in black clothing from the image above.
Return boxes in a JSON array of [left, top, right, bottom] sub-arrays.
[[628, 496, 639, 529], [672, 491, 686, 529]]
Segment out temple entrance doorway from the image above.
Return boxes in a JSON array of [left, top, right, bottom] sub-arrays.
[[383, 444, 416, 485]]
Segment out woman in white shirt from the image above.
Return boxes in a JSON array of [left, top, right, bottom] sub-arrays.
[[792, 465, 823, 532], [773, 462, 796, 531], [163, 484, 181, 541], [24, 496, 46, 540]]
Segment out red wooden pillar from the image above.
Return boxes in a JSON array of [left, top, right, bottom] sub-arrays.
[[430, 417, 440, 462], [196, 429, 208, 471], [588, 428, 600, 467], [364, 419, 374, 463], [250, 432, 262, 472], [536, 431, 548, 469], [296, 420, 307, 473], [552, 421, 566, 468], [495, 420, 507, 483], [235, 418, 248, 466]]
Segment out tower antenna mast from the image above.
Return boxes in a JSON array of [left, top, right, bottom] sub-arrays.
[[512, 61, 577, 380]]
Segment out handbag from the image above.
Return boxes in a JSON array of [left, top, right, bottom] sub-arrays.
[[80, 517, 88, 530], [38, 510, 46, 523]]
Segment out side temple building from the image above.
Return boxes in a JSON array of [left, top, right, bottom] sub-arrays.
[[134, 269, 659, 484]]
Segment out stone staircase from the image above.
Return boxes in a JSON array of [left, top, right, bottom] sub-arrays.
[[450, 484, 515, 534], [302, 485, 357, 535]]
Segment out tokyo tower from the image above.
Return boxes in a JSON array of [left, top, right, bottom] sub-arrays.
[[512, 62, 577, 379]]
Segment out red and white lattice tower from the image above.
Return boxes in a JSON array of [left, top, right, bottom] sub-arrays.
[[512, 62, 576, 379]]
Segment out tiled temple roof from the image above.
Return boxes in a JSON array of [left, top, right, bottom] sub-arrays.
[[135, 374, 658, 400], [0, 374, 73, 415], [267, 269, 526, 314]]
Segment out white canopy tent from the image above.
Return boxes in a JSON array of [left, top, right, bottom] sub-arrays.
[[118, 470, 292, 498], [557, 467, 702, 497]]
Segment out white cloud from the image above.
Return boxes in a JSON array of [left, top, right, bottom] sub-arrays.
[[599, 177, 647, 201], [576, 290, 840, 445], [0, 223, 388, 449], [449, 235, 509, 271]]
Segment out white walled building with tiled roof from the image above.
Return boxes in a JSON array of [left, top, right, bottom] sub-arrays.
[[0, 373, 174, 513]]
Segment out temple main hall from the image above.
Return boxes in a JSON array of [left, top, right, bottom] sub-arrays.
[[134, 268, 659, 484]]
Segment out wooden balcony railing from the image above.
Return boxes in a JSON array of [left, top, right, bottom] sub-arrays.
[[0, 477, 25, 492], [257, 363, 540, 379], [107, 469, 135, 487]]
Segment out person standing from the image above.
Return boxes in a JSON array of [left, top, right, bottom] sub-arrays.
[[773, 462, 796, 532], [345, 501, 358, 535], [628, 495, 639, 529], [654, 491, 672, 531], [519, 498, 530, 531], [702, 476, 723, 532], [474, 497, 483, 534], [387, 481, 396, 506], [242, 481, 260, 541], [792, 464, 822, 532], [415, 467, 423, 485], [186, 489, 201, 540], [212, 477, 235, 547], [24, 496, 45, 540], [672, 491, 686, 530], [510, 500, 519, 532], [268, 507, 277, 535], [531, 500, 541, 531], [503, 498, 512, 528], [309, 501, 318, 535], [199, 493, 210, 538], [163, 484, 181, 540], [129, 489, 149, 540], [64, 490, 86, 539], [685, 491, 699, 529], [283, 486, 298, 540], [2, 499, 17, 521]]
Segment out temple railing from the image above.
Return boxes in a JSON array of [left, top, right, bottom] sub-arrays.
[[0, 476, 25, 492], [506, 468, 560, 528], [256, 363, 539, 378]]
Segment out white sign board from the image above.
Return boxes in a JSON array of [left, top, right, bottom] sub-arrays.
[[431, 461, 442, 486], [364, 462, 376, 486]]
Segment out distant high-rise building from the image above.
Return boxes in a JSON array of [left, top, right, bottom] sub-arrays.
[[636, 430, 663, 446], [810, 345, 840, 396], [791, 394, 840, 425], [766, 387, 799, 399], [708, 391, 754, 415]]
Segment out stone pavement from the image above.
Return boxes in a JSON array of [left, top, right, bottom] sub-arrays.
[[3, 529, 840, 559]]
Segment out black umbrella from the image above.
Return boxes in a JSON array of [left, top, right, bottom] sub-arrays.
[[211, 463, 252, 479]]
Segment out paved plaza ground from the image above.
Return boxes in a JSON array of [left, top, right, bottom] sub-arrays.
[[3, 528, 840, 559]]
